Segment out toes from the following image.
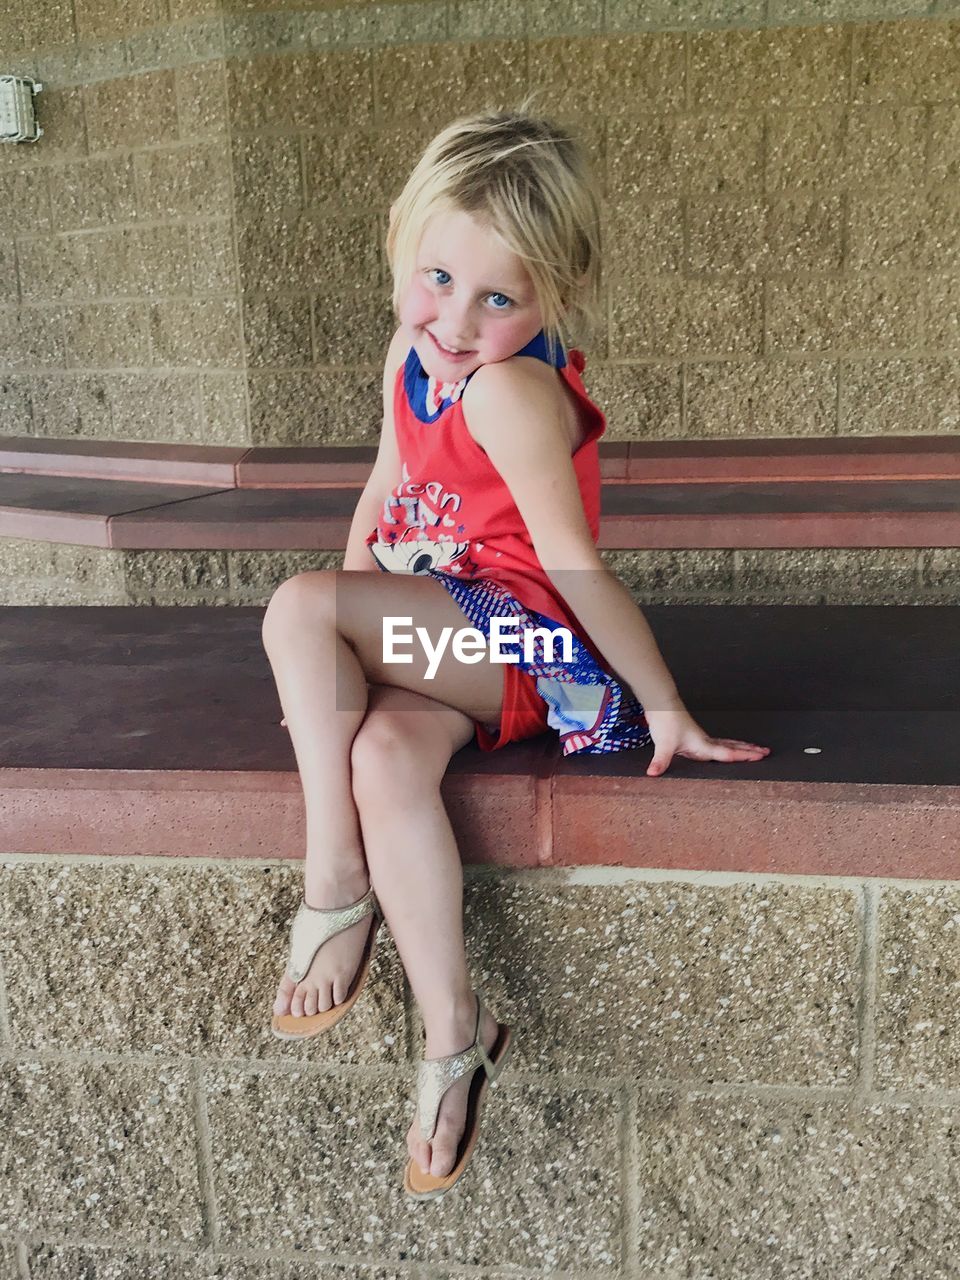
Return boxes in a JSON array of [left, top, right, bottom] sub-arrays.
[[331, 975, 351, 1006], [429, 1121, 462, 1178], [296, 982, 337, 1017], [407, 1122, 431, 1175], [408, 1136, 423, 1170], [272, 972, 295, 1016], [290, 983, 306, 1017], [406, 1114, 462, 1178]]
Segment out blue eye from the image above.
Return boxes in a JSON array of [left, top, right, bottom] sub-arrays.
[[425, 269, 513, 310]]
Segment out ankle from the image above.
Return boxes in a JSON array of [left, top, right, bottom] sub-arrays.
[[305, 841, 368, 882], [421, 989, 483, 1054], [304, 866, 370, 910]]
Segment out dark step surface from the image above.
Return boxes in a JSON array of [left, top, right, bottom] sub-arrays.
[[3, 604, 958, 876], [3, 603, 958, 786], [2, 472, 959, 548]]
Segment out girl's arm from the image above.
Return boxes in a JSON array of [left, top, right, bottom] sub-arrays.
[[543, 563, 685, 714], [462, 361, 770, 775], [551, 568, 770, 774], [461, 359, 679, 708], [342, 325, 408, 572], [342, 484, 389, 571]]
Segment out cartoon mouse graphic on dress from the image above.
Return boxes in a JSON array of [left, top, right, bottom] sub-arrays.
[[369, 462, 477, 576]]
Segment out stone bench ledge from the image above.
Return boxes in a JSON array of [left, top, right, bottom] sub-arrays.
[[2, 471, 959, 549], [2, 603, 958, 881]]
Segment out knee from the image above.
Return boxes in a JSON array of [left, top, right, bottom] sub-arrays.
[[261, 570, 334, 647], [350, 714, 443, 807]]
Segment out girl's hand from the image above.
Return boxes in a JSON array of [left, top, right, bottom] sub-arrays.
[[280, 717, 287, 728], [643, 703, 770, 777]]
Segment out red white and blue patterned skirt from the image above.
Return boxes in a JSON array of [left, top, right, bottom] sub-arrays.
[[428, 569, 652, 756]]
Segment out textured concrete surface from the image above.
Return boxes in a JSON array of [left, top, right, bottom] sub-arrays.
[[27, 1249, 407, 1280], [460, 877, 860, 1084], [0, 1242, 19, 1280], [633, 1091, 960, 1278], [1, 1058, 203, 1243], [2, 16, 960, 447], [0, 862, 859, 1083], [2, 858, 960, 1275], [204, 1068, 622, 1268], [874, 884, 960, 1090], [1, 532, 956, 609], [0, 859, 407, 1063]]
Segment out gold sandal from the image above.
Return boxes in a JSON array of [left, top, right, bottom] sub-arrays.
[[403, 991, 513, 1200], [270, 886, 383, 1041]]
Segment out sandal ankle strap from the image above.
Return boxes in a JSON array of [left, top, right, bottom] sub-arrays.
[[286, 885, 381, 984], [416, 992, 497, 1143]]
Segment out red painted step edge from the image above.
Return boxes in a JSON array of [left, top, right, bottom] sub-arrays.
[[0, 438, 248, 487], [4, 435, 960, 488], [2, 767, 958, 881]]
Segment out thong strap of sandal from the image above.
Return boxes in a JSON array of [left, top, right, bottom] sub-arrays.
[[286, 886, 382, 984], [416, 992, 501, 1144]]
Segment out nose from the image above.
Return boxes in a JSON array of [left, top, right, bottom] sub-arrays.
[[439, 295, 474, 347]]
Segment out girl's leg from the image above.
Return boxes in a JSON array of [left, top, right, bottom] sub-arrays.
[[260, 569, 506, 1028], [262, 589, 374, 1019], [350, 682, 503, 1180]]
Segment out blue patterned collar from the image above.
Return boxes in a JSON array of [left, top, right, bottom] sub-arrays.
[[403, 328, 567, 424]]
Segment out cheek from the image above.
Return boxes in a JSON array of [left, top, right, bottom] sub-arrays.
[[482, 313, 537, 357], [398, 279, 436, 327]]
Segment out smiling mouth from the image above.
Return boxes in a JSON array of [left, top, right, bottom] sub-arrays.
[[427, 331, 474, 357]]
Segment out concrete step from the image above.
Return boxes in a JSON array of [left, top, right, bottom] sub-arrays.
[[2, 469, 959, 549], [2, 434, 959, 550], [4, 433, 960, 487], [3, 602, 958, 879]]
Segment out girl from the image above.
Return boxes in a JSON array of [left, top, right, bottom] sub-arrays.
[[262, 101, 770, 1202]]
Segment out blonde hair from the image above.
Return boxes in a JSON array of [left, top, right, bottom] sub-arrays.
[[386, 94, 602, 367]]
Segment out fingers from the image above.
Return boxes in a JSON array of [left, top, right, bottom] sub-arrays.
[[711, 740, 770, 761], [647, 735, 771, 777], [670, 739, 771, 765]]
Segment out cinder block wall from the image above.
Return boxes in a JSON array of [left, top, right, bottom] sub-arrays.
[[3, 854, 960, 1277], [2, 2, 960, 607], [1, 3, 959, 447], [3, 13, 960, 1275], [3, 539, 960, 608]]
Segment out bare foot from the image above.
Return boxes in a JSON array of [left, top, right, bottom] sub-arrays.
[[273, 870, 375, 1020], [406, 999, 501, 1179]]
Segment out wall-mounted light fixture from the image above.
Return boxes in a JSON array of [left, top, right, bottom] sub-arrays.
[[0, 75, 43, 143]]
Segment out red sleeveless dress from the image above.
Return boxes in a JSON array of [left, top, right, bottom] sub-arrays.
[[365, 330, 651, 755]]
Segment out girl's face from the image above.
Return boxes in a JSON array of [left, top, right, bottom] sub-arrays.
[[398, 207, 546, 381]]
